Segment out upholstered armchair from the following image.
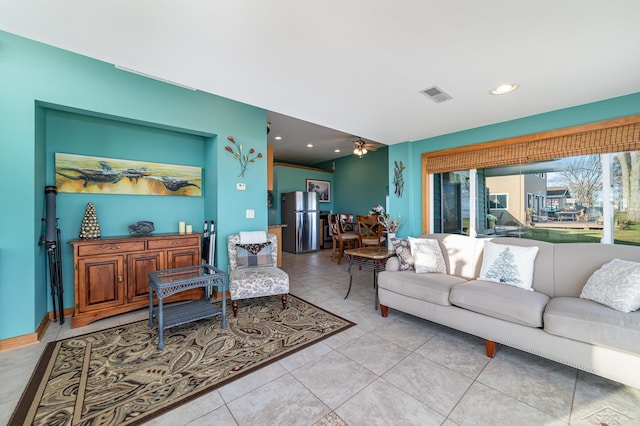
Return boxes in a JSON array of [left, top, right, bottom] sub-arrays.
[[227, 232, 289, 317]]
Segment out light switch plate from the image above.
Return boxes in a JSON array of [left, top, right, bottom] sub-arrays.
[[236, 183, 246, 190], [246, 209, 255, 219]]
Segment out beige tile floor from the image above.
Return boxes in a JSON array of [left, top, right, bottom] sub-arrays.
[[2, 248, 640, 425]]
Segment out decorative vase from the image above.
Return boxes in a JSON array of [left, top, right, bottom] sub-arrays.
[[387, 232, 396, 249]]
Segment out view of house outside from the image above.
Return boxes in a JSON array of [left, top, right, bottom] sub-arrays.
[[435, 152, 640, 246]]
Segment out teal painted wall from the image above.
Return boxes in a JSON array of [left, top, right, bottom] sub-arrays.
[[321, 147, 389, 217], [270, 164, 334, 224], [45, 109, 208, 309], [386, 92, 640, 237], [0, 31, 267, 340]]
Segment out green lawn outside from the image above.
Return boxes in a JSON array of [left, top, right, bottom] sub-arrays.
[[523, 222, 640, 245]]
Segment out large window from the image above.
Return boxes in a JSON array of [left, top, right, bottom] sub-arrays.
[[422, 115, 640, 245]]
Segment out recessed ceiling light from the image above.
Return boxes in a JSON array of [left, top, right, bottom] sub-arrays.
[[274, 136, 282, 140], [491, 83, 519, 95], [307, 144, 313, 148], [334, 149, 341, 153]]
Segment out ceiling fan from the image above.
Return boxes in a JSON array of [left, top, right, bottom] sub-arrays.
[[353, 137, 378, 158]]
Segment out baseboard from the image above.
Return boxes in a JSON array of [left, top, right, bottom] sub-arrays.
[[0, 307, 73, 351]]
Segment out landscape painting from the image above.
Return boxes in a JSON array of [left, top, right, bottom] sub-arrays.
[[55, 153, 202, 196]]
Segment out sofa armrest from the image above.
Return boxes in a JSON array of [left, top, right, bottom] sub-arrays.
[[385, 256, 400, 271]]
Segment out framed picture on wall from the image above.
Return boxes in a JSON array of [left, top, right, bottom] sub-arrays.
[[306, 179, 331, 202]]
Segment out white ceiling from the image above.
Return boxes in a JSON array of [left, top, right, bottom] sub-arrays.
[[2, 1, 640, 164]]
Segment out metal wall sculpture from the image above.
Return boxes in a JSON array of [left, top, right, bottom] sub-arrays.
[[393, 160, 405, 198]]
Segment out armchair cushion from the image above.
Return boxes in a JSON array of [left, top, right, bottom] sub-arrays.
[[236, 242, 274, 268], [229, 267, 289, 300], [228, 233, 278, 271]]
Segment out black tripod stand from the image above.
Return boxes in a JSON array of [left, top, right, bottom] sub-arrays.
[[40, 186, 64, 324]]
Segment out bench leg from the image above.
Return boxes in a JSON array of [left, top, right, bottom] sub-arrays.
[[232, 300, 238, 317], [282, 293, 288, 310], [380, 304, 389, 317], [484, 339, 496, 358]]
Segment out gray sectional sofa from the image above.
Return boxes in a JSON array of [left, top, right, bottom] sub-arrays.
[[378, 233, 640, 388]]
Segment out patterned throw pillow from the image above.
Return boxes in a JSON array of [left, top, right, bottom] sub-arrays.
[[408, 237, 446, 274], [236, 242, 273, 268], [391, 237, 414, 271], [478, 241, 539, 290], [580, 258, 640, 313]]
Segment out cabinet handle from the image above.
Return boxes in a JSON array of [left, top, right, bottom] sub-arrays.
[[118, 276, 123, 283], [106, 246, 121, 250]]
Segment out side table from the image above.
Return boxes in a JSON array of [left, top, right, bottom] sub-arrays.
[[148, 264, 227, 349], [344, 247, 396, 310]]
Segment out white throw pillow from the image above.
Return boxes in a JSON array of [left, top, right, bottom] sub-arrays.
[[478, 241, 539, 290], [408, 237, 446, 274], [580, 258, 640, 313]]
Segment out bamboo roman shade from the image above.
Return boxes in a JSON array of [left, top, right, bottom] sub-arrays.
[[423, 115, 640, 174]]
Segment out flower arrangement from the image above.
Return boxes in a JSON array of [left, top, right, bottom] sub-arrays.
[[225, 135, 262, 177], [369, 204, 400, 233], [378, 214, 401, 233], [369, 204, 385, 216]]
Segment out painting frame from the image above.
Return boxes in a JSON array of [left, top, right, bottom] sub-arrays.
[[306, 179, 331, 203], [55, 153, 202, 197]]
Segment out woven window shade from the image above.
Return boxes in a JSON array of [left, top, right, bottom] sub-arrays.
[[423, 115, 640, 174]]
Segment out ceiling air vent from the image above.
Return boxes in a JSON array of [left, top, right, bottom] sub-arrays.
[[420, 86, 452, 103]]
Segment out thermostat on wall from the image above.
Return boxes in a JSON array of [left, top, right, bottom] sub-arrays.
[[236, 183, 246, 190]]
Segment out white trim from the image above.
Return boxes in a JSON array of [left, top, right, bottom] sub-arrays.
[[429, 173, 434, 232], [469, 169, 477, 237], [602, 154, 613, 244]]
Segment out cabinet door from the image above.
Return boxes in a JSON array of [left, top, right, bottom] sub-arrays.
[[77, 255, 125, 313], [127, 251, 165, 304], [167, 248, 199, 269]]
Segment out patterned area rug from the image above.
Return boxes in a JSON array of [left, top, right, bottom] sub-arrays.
[[10, 295, 354, 426]]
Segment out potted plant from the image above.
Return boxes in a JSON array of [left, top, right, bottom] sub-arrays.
[[486, 214, 497, 229]]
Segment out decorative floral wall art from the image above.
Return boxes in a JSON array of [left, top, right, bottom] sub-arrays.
[[225, 135, 262, 177], [55, 153, 202, 196]]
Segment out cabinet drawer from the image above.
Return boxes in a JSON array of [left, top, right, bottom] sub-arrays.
[[148, 236, 200, 249], [78, 241, 145, 256]]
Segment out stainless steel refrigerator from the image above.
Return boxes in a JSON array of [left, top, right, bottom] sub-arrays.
[[281, 191, 320, 253]]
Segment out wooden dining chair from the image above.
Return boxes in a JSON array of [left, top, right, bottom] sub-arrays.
[[338, 213, 355, 233], [329, 214, 359, 264], [356, 215, 386, 247]]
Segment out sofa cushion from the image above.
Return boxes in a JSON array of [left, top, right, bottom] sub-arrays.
[[478, 241, 539, 290], [579, 258, 640, 313], [544, 297, 640, 355], [450, 280, 550, 327], [378, 271, 467, 306], [390, 237, 414, 271], [408, 237, 446, 274]]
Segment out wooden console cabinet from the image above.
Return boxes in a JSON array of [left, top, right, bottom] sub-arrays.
[[69, 233, 203, 328]]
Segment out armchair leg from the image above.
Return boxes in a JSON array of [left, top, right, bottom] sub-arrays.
[[282, 293, 288, 310], [232, 300, 238, 317]]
